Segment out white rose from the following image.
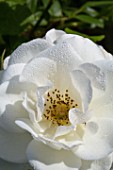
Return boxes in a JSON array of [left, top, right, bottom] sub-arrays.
[[0, 29, 113, 170]]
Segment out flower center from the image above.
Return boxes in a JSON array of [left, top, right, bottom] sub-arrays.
[[43, 89, 78, 126]]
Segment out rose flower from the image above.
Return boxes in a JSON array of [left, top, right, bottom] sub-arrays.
[[0, 29, 113, 170]]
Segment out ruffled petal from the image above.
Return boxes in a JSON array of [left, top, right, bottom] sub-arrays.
[[0, 100, 28, 133], [20, 57, 56, 86], [0, 128, 32, 163], [53, 125, 74, 139], [0, 158, 32, 170], [8, 39, 51, 65], [15, 118, 39, 137], [0, 79, 36, 133], [80, 63, 105, 90], [1, 63, 25, 83], [74, 118, 113, 160], [27, 139, 81, 170], [45, 28, 66, 44], [36, 85, 52, 121], [69, 108, 91, 126], [57, 34, 109, 62], [35, 40, 82, 70], [71, 70, 92, 111]]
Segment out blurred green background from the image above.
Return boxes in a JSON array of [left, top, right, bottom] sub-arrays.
[[0, 0, 113, 68]]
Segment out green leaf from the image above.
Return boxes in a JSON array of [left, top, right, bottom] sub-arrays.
[[75, 14, 104, 28], [26, 0, 37, 13], [0, 0, 26, 6], [65, 28, 105, 42], [49, 0, 62, 17], [21, 12, 42, 26], [42, 0, 50, 8], [83, 1, 113, 7], [0, 2, 30, 35]]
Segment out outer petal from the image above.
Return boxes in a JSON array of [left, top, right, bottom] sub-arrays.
[[99, 46, 113, 60], [35, 40, 82, 70], [0, 79, 36, 133], [45, 28, 66, 44], [1, 63, 25, 83], [80, 154, 112, 170], [3, 56, 10, 69], [8, 39, 51, 65], [0, 158, 32, 170], [90, 68, 113, 118], [71, 70, 92, 111], [88, 154, 113, 170], [20, 57, 57, 86], [74, 118, 113, 160], [0, 128, 32, 163], [27, 139, 81, 170], [0, 100, 28, 133], [57, 34, 110, 62]]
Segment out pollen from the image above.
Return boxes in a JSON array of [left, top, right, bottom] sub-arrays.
[[43, 89, 78, 126]]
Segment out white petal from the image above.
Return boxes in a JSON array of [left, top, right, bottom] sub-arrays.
[[90, 67, 113, 117], [92, 103, 113, 118], [0, 158, 32, 170], [0, 128, 32, 163], [3, 76, 37, 100], [53, 125, 74, 139], [16, 118, 51, 135], [22, 92, 36, 123], [9, 39, 51, 65], [74, 118, 113, 160], [69, 108, 91, 126], [1, 63, 25, 83], [0, 100, 29, 133], [80, 154, 112, 170], [15, 118, 39, 137], [3, 56, 10, 69], [88, 154, 113, 170], [0, 78, 37, 133], [37, 40, 82, 69], [36, 85, 52, 121], [0, 81, 22, 113], [71, 70, 92, 111], [27, 139, 81, 170], [0, 71, 3, 84], [99, 46, 113, 60], [20, 57, 56, 86], [80, 63, 105, 90], [57, 34, 108, 62], [45, 28, 66, 44]]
